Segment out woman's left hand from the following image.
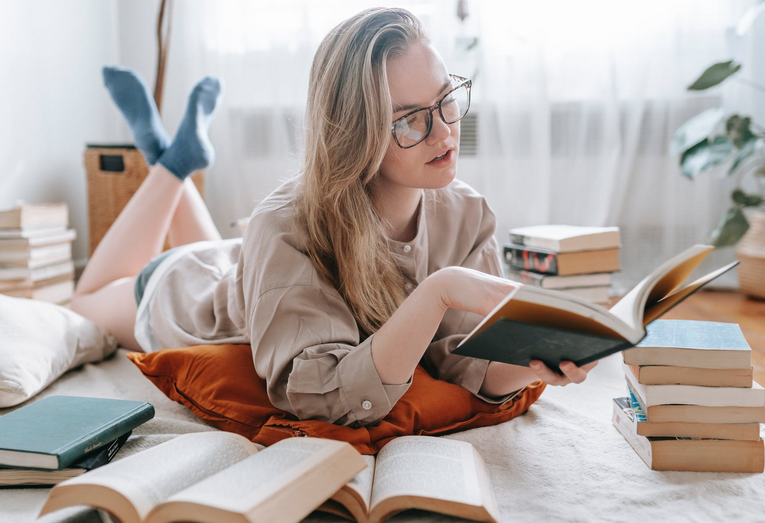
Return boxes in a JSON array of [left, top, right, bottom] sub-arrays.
[[529, 359, 598, 386]]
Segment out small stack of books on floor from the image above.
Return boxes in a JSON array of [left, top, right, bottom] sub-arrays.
[[612, 319, 765, 472], [0, 202, 77, 305], [502, 224, 620, 305], [0, 396, 154, 487]]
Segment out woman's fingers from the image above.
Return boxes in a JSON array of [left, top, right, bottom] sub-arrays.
[[529, 359, 598, 386], [529, 360, 570, 386], [559, 361, 588, 384]]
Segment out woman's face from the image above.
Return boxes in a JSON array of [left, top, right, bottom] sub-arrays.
[[378, 39, 460, 191]]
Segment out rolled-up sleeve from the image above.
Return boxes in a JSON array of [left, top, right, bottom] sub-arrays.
[[422, 194, 521, 404], [250, 284, 411, 427]]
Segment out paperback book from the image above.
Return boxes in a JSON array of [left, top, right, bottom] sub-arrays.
[[503, 243, 620, 276], [622, 320, 751, 369], [40, 433, 499, 523], [508, 224, 620, 253], [612, 397, 764, 472]]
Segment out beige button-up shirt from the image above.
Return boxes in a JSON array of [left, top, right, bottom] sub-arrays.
[[135, 177, 514, 427]]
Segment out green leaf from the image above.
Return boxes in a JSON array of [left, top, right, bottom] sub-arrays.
[[726, 114, 757, 148], [688, 60, 742, 90], [729, 138, 762, 174], [709, 207, 750, 247], [680, 136, 733, 179], [670, 107, 726, 155], [732, 188, 764, 207]]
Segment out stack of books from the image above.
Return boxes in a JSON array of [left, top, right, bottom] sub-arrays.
[[612, 319, 765, 472], [0, 395, 154, 487], [502, 225, 621, 305], [0, 203, 77, 305]]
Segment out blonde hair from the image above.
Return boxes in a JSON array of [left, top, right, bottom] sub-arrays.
[[294, 8, 425, 337]]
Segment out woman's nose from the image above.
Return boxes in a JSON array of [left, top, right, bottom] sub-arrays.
[[426, 111, 452, 145]]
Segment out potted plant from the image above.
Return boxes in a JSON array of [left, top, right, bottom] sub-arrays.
[[670, 60, 765, 299]]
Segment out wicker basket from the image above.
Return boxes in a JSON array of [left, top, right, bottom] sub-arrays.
[[84, 145, 204, 256], [735, 211, 765, 300]]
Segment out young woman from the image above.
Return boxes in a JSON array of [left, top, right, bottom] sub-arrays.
[[71, 7, 596, 428]]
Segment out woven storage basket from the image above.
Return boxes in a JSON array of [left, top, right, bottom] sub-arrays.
[[84, 144, 204, 256], [735, 211, 765, 300]]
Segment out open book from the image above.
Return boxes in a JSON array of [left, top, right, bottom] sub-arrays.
[[453, 244, 738, 371], [40, 432, 499, 523]]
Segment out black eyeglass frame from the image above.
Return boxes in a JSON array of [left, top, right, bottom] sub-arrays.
[[390, 74, 472, 149]]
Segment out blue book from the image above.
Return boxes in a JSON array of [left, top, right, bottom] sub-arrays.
[[0, 396, 153, 470]]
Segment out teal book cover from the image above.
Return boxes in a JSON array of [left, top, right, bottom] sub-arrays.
[[636, 319, 750, 350], [0, 396, 154, 470]]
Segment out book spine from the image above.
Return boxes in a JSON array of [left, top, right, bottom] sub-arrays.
[[56, 404, 154, 469], [503, 244, 560, 275]]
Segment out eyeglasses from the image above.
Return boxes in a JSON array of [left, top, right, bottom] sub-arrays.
[[391, 74, 472, 149]]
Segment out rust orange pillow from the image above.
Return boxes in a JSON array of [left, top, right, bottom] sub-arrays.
[[127, 344, 545, 454]]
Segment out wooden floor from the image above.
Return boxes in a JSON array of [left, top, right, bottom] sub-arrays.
[[648, 290, 765, 385]]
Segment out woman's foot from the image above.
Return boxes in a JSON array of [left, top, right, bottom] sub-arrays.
[[158, 77, 223, 181], [102, 65, 170, 165]]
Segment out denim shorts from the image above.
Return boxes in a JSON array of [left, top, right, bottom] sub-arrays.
[[134, 249, 177, 305]]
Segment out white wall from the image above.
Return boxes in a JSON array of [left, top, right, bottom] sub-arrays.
[[0, 0, 122, 268]]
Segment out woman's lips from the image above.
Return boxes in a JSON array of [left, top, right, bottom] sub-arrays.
[[426, 149, 455, 167]]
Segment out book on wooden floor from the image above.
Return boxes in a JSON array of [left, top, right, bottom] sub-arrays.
[[0, 203, 68, 230], [453, 244, 737, 371], [0, 228, 76, 248], [505, 269, 613, 289], [0, 396, 154, 470], [2, 278, 74, 303], [508, 224, 621, 253], [503, 243, 620, 276], [624, 364, 765, 407], [0, 242, 72, 266], [0, 431, 131, 487], [622, 320, 751, 369], [623, 392, 759, 440], [612, 397, 764, 472], [0, 260, 74, 281], [627, 364, 753, 388], [40, 433, 499, 523]]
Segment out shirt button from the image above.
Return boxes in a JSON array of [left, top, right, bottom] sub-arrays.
[[405, 282, 414, 291], [403, 244, 412, 253], [361, 400, 373, 410]]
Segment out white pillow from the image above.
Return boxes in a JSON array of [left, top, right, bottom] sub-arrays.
[[0, 294, 118, 408]]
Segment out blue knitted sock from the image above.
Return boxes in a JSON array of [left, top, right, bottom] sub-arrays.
[[102, 66, 170, 165], [158, 77, 222, 181]]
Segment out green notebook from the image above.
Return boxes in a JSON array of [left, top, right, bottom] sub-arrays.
[[0, 396, 154, 470]]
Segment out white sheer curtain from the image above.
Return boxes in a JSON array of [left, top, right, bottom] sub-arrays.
[[159, 0, 757, 290]]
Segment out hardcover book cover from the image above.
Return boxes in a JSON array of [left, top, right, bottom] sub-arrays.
[[0, 396, 154, 470]]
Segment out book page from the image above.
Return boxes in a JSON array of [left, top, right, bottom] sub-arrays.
[[608, 245, 711, 331], [42, 432, 258, 522], [343, 454, 375, 509], [145, 437, 367, 523], [369, 437, 482, 509], [157, 438, 329, 513]]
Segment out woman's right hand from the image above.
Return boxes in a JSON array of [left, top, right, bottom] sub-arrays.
[[427, 266, 520, 317]]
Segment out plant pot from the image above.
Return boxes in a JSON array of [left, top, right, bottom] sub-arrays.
[[735, 210, 765, 300]]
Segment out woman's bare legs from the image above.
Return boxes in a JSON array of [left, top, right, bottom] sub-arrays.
[[168, 177, 222, 247], [71, 67, 223, 350], [71, 165, 185, 350]]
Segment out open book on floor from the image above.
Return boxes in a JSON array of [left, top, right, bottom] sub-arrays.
[[40, 432, 499, 523], [453, 244, 737, 372]]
